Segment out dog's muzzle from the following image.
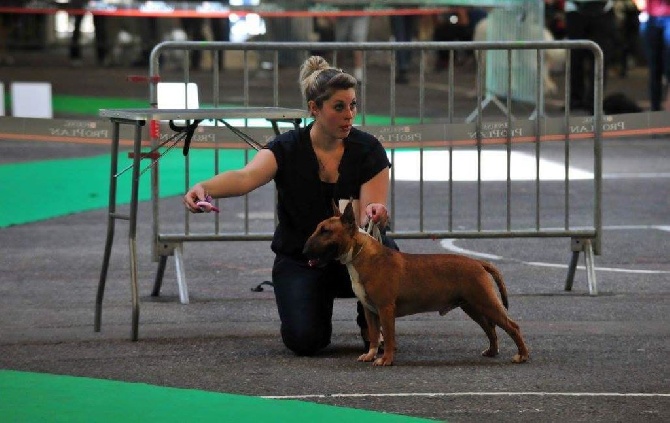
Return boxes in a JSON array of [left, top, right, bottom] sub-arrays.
[[303, 243, 339, 268]]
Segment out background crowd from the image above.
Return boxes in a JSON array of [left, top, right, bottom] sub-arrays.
[[1, 1, 666, 110]]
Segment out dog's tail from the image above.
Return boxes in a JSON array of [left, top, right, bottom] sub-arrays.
[[479, 260, 509, 309]]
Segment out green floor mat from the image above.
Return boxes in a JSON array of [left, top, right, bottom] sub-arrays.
[[53, 95, 148, 115], [0, 149, 247, 228], [0, 371, 435, 423]]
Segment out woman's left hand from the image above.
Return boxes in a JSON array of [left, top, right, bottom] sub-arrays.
[[364, 203, 388, 228]]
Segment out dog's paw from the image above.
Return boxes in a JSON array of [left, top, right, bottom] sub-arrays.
[[358, 351, 376, 362], [373, 356, 394, 366], [512, 353, 529, 364], [481, 348, 499, 358]]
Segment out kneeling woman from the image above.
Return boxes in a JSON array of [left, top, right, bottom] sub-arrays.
[[184, 55, 396, 355]]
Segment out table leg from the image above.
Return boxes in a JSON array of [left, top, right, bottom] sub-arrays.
[[95, 121, 121, 332], [128, 121, 144, 341]]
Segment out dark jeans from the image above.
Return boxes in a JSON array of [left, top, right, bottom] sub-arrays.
[[180, 18, 230, 69], [180, 18, 206, 68], [390, 14, 415, 73], [272, 233, 398, 356], [566, 3, 616, 110], [69, 14, 108, 63], [640, 15, 670, 111]]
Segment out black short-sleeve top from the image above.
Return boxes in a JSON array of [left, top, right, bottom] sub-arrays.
[[264, 122, 391, 259]]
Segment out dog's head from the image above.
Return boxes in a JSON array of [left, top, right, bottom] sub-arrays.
[[303, 199, 359, 267]]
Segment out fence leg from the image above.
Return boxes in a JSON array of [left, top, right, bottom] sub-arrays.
[[584, 239, 598, 296], [564, 250, 580, 292], [465, 95, 514, 123], [565, 238, 598, 296], [151, 255, 168, 297], [174, 244, 189, 304]]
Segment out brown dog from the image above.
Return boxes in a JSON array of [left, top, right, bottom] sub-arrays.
[[303, 201, 530, 366]]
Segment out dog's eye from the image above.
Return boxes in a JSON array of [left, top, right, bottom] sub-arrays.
[[320, 227, 330, 234]]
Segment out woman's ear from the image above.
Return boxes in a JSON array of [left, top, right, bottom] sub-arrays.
[[307, 100, 318, 117]]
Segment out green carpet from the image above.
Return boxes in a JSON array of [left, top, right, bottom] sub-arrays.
[[0, 371, 434, 422], [53, 95, 148, 114], [0, 149, 247, 228]]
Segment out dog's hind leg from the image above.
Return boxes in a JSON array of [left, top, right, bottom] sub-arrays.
[[469, 292, 530, 363], [481, 305, 529, 363], [461, 304, 499, 358], [495, 316, 530, 363]]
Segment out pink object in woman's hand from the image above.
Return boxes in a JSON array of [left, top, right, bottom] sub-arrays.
[[196, 195, 220, 213]]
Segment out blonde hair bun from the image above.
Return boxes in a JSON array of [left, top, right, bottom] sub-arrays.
[[299, 56, 331, 101]]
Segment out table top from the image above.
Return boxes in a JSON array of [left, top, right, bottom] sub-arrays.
[[99, 107, 307, 122]]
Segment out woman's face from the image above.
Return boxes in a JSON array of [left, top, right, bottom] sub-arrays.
[[310, 88, 357, 140]]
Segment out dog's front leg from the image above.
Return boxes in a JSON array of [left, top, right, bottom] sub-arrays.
[[373, 305, 396, 366], [358, 308, 380, 362]]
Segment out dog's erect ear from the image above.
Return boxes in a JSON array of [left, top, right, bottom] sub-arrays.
[[341, 200, 356, 227], [331, 199, 341, 217]]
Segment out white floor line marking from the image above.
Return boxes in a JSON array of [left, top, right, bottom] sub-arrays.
[[521, 260, 670, 274], [262, 392, 670, 400], [439, 225, 670, 275]]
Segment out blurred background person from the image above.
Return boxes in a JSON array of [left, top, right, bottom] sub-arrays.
[[565, 0, 617, 112], [68, 0, 109, 66], [132, 16, 160, 67], [545, 0, 567, 39], [0, 1, 22, 65], [389, 4, 417, 84], [615, 0, 640, 78], [432, 6, 487, 71], [0, 1, 36, 65], [634, 0, 670, 110], [333, 7, 368, 83], [180, 0, 231, 70]]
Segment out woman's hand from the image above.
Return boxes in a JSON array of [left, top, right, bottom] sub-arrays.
[[364, 202, 388, 228], [183, 183, 207, 213]]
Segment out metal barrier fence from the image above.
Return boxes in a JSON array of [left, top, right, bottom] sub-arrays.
[[96, 40, 604, 339]]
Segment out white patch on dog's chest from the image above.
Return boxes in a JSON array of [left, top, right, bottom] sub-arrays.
[[345, 263, 375, 312]]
